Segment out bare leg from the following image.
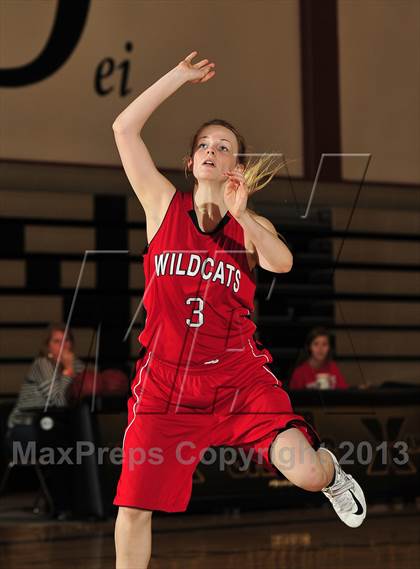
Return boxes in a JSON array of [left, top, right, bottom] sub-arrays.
[[269, 427, 335, 491], [115, 507, 153, 569]]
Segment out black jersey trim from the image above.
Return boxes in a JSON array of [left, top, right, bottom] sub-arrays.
[[186, 189, 231, 235], [186, 191, 257, 276], [143, 188, 178, 255], [277, 232, 293, 253], [187, 208, 231, 235]]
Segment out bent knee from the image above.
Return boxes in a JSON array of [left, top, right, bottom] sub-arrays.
[[117, 506, 153, 525], [294, 466, 329, 492]]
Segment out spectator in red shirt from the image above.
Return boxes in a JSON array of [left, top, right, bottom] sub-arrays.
[[289, 327, 349, 390]]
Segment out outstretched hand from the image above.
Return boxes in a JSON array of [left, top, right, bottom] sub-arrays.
[[223, 166, 249, 220], [177, 50, 216, 84]]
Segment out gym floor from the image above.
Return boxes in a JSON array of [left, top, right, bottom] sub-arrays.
[[1, 493, 419, 569]]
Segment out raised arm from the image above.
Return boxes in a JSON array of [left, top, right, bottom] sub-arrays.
[[111, 51, 216, 230]]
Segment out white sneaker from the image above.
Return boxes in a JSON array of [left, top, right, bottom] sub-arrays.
[[319, 447, 367, 528]]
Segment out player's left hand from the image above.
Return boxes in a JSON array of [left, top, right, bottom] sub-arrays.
[[223, 165, 248, 220]]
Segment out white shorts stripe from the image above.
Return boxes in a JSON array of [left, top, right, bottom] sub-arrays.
[[122, 351, 152, 453], [247, 338, 270, 362], [248, 338, 281, 387]]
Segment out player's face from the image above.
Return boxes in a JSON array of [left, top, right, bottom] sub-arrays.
[[48, 330, 72, 360], [191, 126, 240, 182], [309, 335, 330, 363]]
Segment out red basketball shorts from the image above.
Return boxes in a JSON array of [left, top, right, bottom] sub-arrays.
[[113, 337, 321, 513]]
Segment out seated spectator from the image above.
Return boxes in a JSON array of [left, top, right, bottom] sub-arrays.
[[289, 327, 349, 390], [4, 322, 85, 518], [6, 322, 85, 432]]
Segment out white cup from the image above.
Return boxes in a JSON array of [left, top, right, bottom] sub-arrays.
[[316, 373, 331, 390]]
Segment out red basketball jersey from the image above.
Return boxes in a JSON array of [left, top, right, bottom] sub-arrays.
[[138, 189, 258, 367]]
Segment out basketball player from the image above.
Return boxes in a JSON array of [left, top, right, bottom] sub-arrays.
[[112, 51, 366, 568]]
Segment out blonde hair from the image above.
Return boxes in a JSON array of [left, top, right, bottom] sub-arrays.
[[183, 118, 293, 243], [243, 153, 293, 197]]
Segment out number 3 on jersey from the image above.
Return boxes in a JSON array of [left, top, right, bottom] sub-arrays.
[[186, 297, 204, 328]]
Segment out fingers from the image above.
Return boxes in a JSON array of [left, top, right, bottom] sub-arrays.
[[223, 171, 247, 193], [195, 58, 209, 67], [185, 51, 216, 69], [184, 50, 198, 62], [225, 178, 241, 191], [200, 63, 215, 73], [196, 62, 209, 72], [184, 50, 215, 71], [200, 69, 216, 83], [224, 171, 245, 182]]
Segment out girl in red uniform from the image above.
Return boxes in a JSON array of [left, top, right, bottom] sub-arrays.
[[290, 327, 349, 390], [112, 51, 366, 568]]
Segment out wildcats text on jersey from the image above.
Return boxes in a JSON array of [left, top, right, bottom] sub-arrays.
[[138, 190, 258, 365], [154, 251, 242, 292]]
